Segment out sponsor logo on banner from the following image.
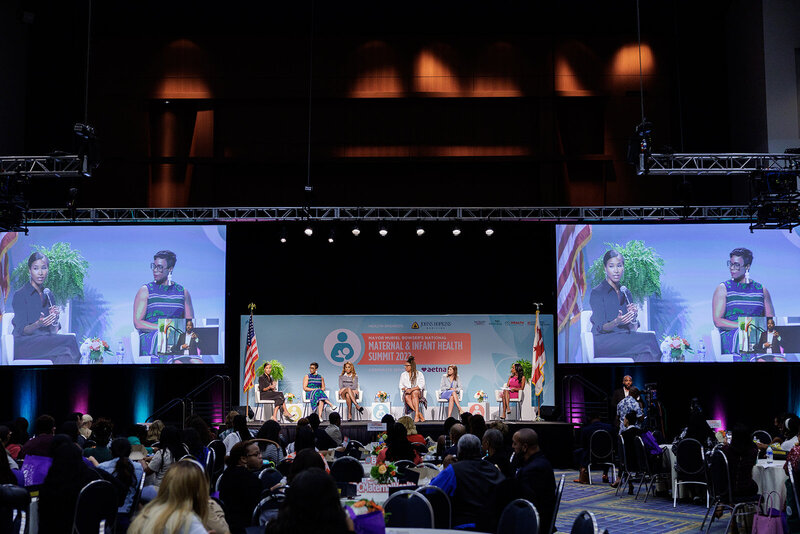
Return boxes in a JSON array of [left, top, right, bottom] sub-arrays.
[[371, 402, 390, 421], [323, 329, 363, 366], [468, 403, 486, 417], [411, 322, 420, 329], [286, 404, 303, 420]]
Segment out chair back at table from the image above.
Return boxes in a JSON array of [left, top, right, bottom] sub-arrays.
[[384, 489, 434, 528], [549, 474, 566, 534], [589, 430, 614, 463], [208, 439, 226, 484], [571, 510, 599, 534], [708, 447, 733, 504], [416, 485, 451, 529], [72, 479, 118, 534], [0, 484, 30, 534], [330, 456, 363, 483], [252, 489, 286, 526], [393, 459, 416, 469], [752, 430, 773, 445], [674, 438, 706, 477], [497, 498, 540, 534], [618, 434, 635, 473]]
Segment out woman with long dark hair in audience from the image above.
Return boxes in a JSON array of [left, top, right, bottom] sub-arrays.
[[128, 460, 210, 534], [223, 413, 254, 454], [255, 419, 286, 464], [469, 414, 487, 440], [39, 435, 102, 533], [141, 425, 185, 488], [98, 437, 144, 526], [376, 422, 421, 465], [181, 427, 211, 465], [266, 467, 353, 534], [6, 417, 29, 460], [184, 414, 216, 445]]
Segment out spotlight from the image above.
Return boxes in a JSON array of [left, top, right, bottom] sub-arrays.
[[379, 226, 388, 237], [280, 228, 287, 243], [304, 226, 313, 236], [416, 226, 425, 236], [452, 227, 461, 237], [352, 226, 361, 237], [485, 227, 494, 237], [328, 230, 335, 243]]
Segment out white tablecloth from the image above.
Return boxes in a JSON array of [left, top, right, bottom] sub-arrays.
[[753, 459, 788, 505]]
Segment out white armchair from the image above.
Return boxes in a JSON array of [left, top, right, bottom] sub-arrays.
[[334, 389, 364, 420], [303, 389, 331, 417], [398, 387, 427, 418], [1, 313, 55, 366], [580, 311, 636, 363], [495, 388, 524, 420], [436, 388, 463, 419], [710, 327, 735, 362], [255, 379, 279, 422]]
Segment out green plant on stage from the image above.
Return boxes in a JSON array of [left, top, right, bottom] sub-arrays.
[[588, 240, 664, 304], [11, 242, 89, 305], [256, 359, 285, 381], [514, 359, 533, 381]]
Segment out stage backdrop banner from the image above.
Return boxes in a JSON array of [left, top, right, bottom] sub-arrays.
[[239, 314, 555, 417]]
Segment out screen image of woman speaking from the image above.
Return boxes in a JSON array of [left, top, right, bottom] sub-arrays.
[[588, 249, 661, 361]]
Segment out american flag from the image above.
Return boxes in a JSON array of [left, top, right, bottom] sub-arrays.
[[243, 312, 259, 392], [556, 224, 592, 333], [532, 311, 546, 396]]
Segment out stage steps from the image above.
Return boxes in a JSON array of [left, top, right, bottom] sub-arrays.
[[147, 374, 232, 427], [562, 374, 610, 425]]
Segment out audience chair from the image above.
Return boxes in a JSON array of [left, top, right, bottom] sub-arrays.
[[72, 479, 118, 534], [633, 436, 667, 502], [787, 467, 800, 534], [435, 388, 463, 420], [393, 459, 416, 470], [118, 471, 146, 531], [384, 489, 434, 528], [587, 429, 616, 485], [415, 485, 451, 529], [701, 448, 758, 534], [570, 510, 600, 534], [334, 389, 364, 420], [751, 430, 772, 445], [614, 435, 641, 498], [330, 456, 364, 483], [251, 490, 286, 527], [673, 438, 709, 508], [549, 474, 566, 534], [0, 484, 31, 534], [497, 498, 540, 534], [258, 468, 283, 490]]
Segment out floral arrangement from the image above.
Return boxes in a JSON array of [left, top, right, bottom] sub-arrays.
[[371, 442, 387, 457], [348, 499, 385, 516], [80, 337, 114, 363], [474, 390, 487, 402], [370, 462, 397, 484], [286, 392, 296, 403], [660, 335, 693, 360], [375, 391, 389, 402]]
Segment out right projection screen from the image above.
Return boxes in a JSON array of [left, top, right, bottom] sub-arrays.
[[556, 223, 800, 364]]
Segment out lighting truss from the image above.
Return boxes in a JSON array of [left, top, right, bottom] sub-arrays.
[[639, 153, 800, 176], [0, 155, 90, 178], [25, 205, 754, 224]]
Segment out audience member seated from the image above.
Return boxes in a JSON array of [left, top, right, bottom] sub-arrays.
[[182, 428, 211, 465], [1, 425, 18, 471], [376, 422, 421, 465], [430, 434, 505, 529], [444, 423, 467, 457], [616, 387, 643, 433], [718, 423, 758, 497], [325, 412, 343, 447], [397, 415, 426, 445], [129, 460, 213, 534], [141, 425, 184, 489], [308, 413, 338, 451], [79, 414, 93, 440], [512, 428, 556, 533], [6, 417, 29, 460], [256, 419, 287, 464], [98, 438, 144, 520], [266, 467, 354, 534], [612, 411, 643, 493], [219, 440, 263, 534], [487, 419, 512, 449], [39, 434, 103, 533], [289, 448, 327, 482], [145, 419, 164, 446], [19, 414, 55, 458], [781, 415, 800, 452], [574, 413, 613, 484], [674, 409, 717, 450], [483, 428, 512, 477], [0, 428, 18, 485], [185, 414, 216, 445], [286, 418, 311, 455], [223, 414, 255, 454], [68, 412, 87, 447], [469, 414, 487, 440], [84, 418, 114, 462], [460, 412, 472, 429]]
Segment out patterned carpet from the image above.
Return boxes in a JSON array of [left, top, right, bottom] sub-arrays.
[[554, 469, 731, 533]]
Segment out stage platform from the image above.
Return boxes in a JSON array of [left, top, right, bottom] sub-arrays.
[[248, 419, 577, 468]]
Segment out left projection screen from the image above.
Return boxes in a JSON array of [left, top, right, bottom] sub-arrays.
[[0, 225, 226, 365]]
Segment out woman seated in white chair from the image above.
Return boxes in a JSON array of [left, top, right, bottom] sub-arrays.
[[500, 363, 526, 420], [439, 364, 463, 418], [337, 361, 363, 421], [399, 355, 426, 422], [259, 361, 296, 422]]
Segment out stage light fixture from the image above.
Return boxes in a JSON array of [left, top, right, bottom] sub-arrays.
[[304, 226, 313, 236], [352, 226, 361, 237], [280, 227, 287, 243], [416, 226, 425, 236], [328, 230, 335, 243], [485, 227, 494, 237], [452, 227, 461, 236], [379, 226, 388, 237]]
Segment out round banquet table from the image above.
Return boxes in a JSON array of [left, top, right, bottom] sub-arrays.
[[752, 459, 788, 505]]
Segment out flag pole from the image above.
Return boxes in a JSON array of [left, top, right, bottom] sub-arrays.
[[533, 302, 543, 422], [246, 302, 256, 421]]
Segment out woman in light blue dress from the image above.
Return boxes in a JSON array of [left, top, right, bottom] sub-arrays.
[[303, 362, 337, 417], [439, 364, 463, 418]]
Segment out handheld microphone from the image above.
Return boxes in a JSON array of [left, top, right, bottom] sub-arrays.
[[619, 285, 631, 306], [43, 288, 54, 307]]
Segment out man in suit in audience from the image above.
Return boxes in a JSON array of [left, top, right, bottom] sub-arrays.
[[513, 428, 556, 533], [611, 375, 634, 427]]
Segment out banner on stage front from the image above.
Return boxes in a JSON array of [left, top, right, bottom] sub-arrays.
[[239, 314, 555, 414]]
